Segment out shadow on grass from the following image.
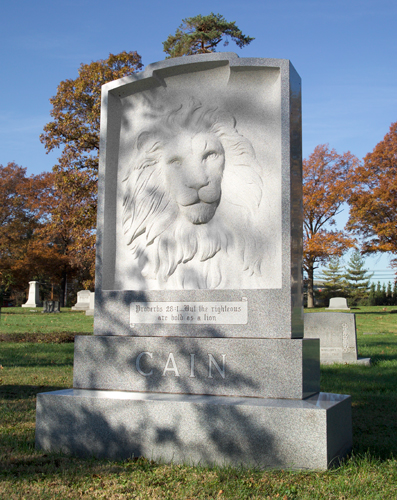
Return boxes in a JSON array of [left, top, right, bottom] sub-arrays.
[[0, 384, 65, 400], [0, 332, 80, 343], [0, 343, 74, 367], [321, 364, 397, 460]]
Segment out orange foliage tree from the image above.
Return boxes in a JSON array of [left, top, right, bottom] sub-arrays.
[[40, 51, 143, 290], [347, 121, 397, 269], [0, 164, 97, 305], [0, 162, 38, 297], [303, 145, 358, 307], [28, 170, 96, 305]]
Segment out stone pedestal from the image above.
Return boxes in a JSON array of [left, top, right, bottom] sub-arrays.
[[22, 281, 42, 308], [36, 390, 351, 470], [72, 336, 320, 399]]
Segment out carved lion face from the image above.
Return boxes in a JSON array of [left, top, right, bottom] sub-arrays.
[[162, 132, 225, 224], [122, 99, 265, 288]]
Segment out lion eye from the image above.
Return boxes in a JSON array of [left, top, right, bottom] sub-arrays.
[[168, 157, 182, 166], [203, 151, 218, 161]]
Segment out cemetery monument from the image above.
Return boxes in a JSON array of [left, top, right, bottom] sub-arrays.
[[71, 290, 92, 311], [304, 312, 371, 365], [328, 297, 350, 310], [36, 53, 352, 469], [42, 300, 60, 314], [22, 281, 42, 308], [85, 292, 95, 316]]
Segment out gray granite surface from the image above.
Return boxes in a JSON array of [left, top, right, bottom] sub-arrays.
[[94, 52, 303, 339], [36, 390, 352, 470], [304, 312, 370, 365], [35, 53, 353, 470], [73, 336, 320, 399]]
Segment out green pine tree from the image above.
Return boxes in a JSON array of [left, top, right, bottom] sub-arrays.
[[368, 282, 376, 306], [375, 281, 385, 305], [344, 251, 373, 305], [381, 283, 387, 306], [318, 257, 347, 305], [386, 281, 393, 305], [394, 281, 397, 306], [163, 13, 254, 58]]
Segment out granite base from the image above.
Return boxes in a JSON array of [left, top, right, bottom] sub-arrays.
[[36, 390, 352, 470], [73, 336, 320, 399]]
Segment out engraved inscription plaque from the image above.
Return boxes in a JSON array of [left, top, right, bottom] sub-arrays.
[[130, 300, 248, 326]]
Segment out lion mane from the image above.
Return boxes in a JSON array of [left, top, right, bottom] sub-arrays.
[[122, 99, 266, 289]]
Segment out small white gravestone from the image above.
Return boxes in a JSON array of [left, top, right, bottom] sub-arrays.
[[327, 297, 350, 310], [304, 312, 370, 365], [22, 281, 42, 308], [71, 290, 91, 311], [85, 292, 95, 316]]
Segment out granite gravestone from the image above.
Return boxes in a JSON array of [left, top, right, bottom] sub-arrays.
[[42, 300, 60, 314], [35, 53, 352, 469], [85, 292, 95, 316], [22, 281, 42, 308], [328, 297, 350, 310], [304, 312, 370, 365], [71, 290, 91, 311]]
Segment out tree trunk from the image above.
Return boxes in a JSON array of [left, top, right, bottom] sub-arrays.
[[307, 264, 314, 308], [60, 272, 67, 307]]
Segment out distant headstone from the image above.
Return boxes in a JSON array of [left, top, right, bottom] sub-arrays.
[[22, 281, 42, 308], [304, 312, 370, 365], [85, 292, 95, 316], [327, 297, 350, 310], [42, 300, 60, 314], [71, 290, 91, 311], [36, 53, 352, 470]]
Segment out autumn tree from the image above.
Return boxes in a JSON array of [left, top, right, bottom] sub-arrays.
[[28, 170, 96, 306], [0, 163, 40, 299], [347, 121, 397, 269], [41, 51, 142, 177], [163, 13, 254, 58], [0, 165, 88, 305], [303, 144, 358, 307], [40, 51, 143, 290]]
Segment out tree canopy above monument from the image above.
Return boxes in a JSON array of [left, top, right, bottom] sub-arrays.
[[40, 51, 143, 177], [163, 13, 254, 58]]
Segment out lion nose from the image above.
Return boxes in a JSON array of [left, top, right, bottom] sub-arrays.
[[185, 163, 209, 191]]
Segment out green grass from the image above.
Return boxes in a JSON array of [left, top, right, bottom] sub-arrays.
[[305, 305, 397, 336], [0, 307, 397, 498], [0, 307, 93, 341]]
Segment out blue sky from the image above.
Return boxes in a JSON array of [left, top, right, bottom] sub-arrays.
[[1, 0, 396, 282]]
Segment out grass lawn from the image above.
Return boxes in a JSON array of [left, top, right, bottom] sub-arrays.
[[0, 306, 396, 498], [0, 307, 93, 342], [305, 305, 397, 336]]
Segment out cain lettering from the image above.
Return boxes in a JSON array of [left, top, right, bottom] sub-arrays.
[[136, 351, 153, 376], [162, 353, 180, 377], [190, 353, 196, 378], [208, 354, 226, 379]]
